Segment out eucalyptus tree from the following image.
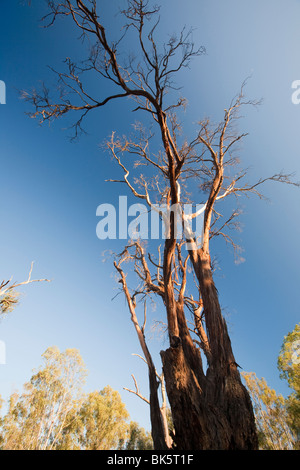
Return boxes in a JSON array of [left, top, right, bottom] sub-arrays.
[[0, 347, 87, 450], [24, 0, 299, 449], [278, 322, 300, 444], [242, 372, 296, 450], [242, 323, 300, 450], [0, 348, 136, 450]]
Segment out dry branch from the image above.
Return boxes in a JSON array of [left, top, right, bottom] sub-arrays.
[[0, 263, 50, 314]]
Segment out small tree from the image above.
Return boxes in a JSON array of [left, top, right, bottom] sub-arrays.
[[0, 346, 87, 450], [75, 387, 129, 450], [0, 347, 145, 450], [242, 323, 300, 450], [124, 421, 153, 450], [278, 323, 300, 445], [242, 372, 296, 450]]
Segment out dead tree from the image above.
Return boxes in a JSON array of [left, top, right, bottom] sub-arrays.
[[115, 249, 171, 449], [123, 365, 172, 449], [23, 0, 300, 449]]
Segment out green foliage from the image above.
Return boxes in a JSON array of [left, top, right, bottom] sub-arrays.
[[278, 323, 300, 389], [0, 346, 87, 450], [242, 323, 300, 450], [123, 421, 153, 450], [242, 372, 295, 449], [58, 389, 153, 450], [277, 323, 300, 445], [75, 387, 130, 450], [0, 347, 152, 450]]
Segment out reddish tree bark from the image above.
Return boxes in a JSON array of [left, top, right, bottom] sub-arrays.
[[27, 0, 298, 450]]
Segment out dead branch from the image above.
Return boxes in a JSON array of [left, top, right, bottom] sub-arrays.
[[123, 374, 150, 405], [0, 262, 50, 314]]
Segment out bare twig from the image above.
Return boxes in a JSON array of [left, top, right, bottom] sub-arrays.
[[0, 263, 50, 314]]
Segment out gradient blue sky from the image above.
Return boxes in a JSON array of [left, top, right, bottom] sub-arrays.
[[0, 0, 300, 430]]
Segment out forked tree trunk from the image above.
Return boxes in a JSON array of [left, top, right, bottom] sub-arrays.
[[28, 0, 295, 450], [161, 248, 258, 450]]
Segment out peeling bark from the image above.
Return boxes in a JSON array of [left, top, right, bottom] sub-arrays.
[[160, 248, 258, 450]]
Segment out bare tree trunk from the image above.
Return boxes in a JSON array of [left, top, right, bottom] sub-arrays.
[[161, 344, 257, 449], [114, 259, 170, 450], [160, 247, 258, 450], [161, 345, 212, 449], [148, 362, 170, 450], [30, 0, 299, 450]]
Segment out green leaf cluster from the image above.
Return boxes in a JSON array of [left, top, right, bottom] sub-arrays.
[[243, 322, 300, 450], [0, 347, 152, 450]]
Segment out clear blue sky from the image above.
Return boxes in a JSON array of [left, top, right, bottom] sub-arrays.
[[0, 0, 299, 431]]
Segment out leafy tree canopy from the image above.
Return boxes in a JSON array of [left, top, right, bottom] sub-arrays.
[[0, 346, 152, 450]]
